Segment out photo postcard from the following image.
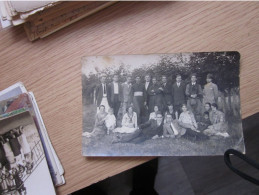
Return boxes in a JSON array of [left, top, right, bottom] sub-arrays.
[[0, 110, 56, 195], [0, 93, 64, 185], [81, 52, 244, 156], [0, 84, 65, 185]]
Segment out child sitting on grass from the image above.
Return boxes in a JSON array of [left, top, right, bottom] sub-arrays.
[[105, 108, 116, 134]]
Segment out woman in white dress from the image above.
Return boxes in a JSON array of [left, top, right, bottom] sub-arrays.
[[17, 126, 31, 163], [113, 106, 138, 133]]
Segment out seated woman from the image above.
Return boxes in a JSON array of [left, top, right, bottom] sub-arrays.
[[178, 104, 208, 141], [82, 105, 108, 137], [149, 105, 160, 120], [197, 111, 212, 132], [164, 103, 178, 121], [203, 103, 229, 137], [113, 106, 138, 134]]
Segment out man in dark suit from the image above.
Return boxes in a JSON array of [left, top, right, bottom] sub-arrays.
[[147, 77, 164, 113], [108, 74, 122, 118], [95, 75, 110, 112], [161, 75, 172, 113], [130, 76, 147, 124], [185, 73, 203, 116], [172, 74, 186, 114], [143, 74, 152, 122], [113, 112, 164, 143]]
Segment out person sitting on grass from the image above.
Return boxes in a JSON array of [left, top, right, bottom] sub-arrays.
[[113, 112, 164, 143], [149, 105, 160, 120], [178, 104, 209, 141], [113, 106, 138, 134], [131, 112, 164, 143], [163, 114, 186, 138], [203, 103, 229, 138], [197, 111, 212, 132], [104, 108, 116, 134], [164, 103, 178, 121], [82, 105, 108, 137]]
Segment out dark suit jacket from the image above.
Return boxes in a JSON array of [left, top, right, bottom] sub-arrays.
[[108, 82, 123, 103], [161, 82, 173, 104], [95, 83, 110, 106], [145, 82, 152, 103], [140, 119, 164, 137], [172, 82, 186, 106], [185, 83, 203, 99]]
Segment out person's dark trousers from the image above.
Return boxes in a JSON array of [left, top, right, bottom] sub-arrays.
[[130, 158, 158, 195], [112, 94, 121, 118], [174, 104, 182, 116], [182, 128, 209, 142]]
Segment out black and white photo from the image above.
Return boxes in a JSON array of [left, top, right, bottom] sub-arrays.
[[82, 52, 244, 156], [0, 111, 55, 195]]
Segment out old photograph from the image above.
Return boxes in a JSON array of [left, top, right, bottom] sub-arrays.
[[0, 92, 64, 186], [0, 111, 55, 195], [81, 52, 245, 156]]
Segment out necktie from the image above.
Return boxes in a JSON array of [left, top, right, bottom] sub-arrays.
[[104, 84, 106, 94]]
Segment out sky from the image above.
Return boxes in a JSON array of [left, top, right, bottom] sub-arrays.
[[81, 54, 164, 76]]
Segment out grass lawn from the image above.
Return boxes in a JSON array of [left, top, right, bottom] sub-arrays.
[[82, 104, 244, 156]]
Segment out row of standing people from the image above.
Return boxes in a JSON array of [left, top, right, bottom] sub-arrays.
[[95, 73, 219, 124], [0, 126, 32, 170]]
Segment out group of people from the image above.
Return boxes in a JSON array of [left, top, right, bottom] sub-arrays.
[[0, 126, 34, 195], [83, 73, 230, 143]]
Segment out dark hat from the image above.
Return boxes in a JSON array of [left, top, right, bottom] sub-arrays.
[[190, 73, 197, 77], [207, 73, 213, 79]]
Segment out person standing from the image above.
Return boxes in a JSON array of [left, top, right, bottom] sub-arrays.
[[172, 74, 186, 115], [147, 77, 164, 113], [203, 73, 219, 106], [108, 74, 123, 118], [185, 73, 203, 116], [161, 75, 172, 113], [144, 74, 151, 105], [130, 76, 147, 124], [95, 75, 110, 112], [8, 130, 22, 165], [121, 76, 132, 116]]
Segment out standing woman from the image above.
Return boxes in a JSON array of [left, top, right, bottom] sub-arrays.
[[2, 135, 15, 168], [0, 136, 8, 168], [203, 73, 219, 106], [8, 130, 22, 165], [17, 126, 31, 163], [82, 105, 108, 137]]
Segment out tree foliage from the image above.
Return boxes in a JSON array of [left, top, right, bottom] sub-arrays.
[[82, 52, 240, 103]]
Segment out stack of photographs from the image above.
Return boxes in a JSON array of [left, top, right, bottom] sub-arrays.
[[0, 82, 65, 190]]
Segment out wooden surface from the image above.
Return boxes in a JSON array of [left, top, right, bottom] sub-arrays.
[[0, 2, 258, 194]]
